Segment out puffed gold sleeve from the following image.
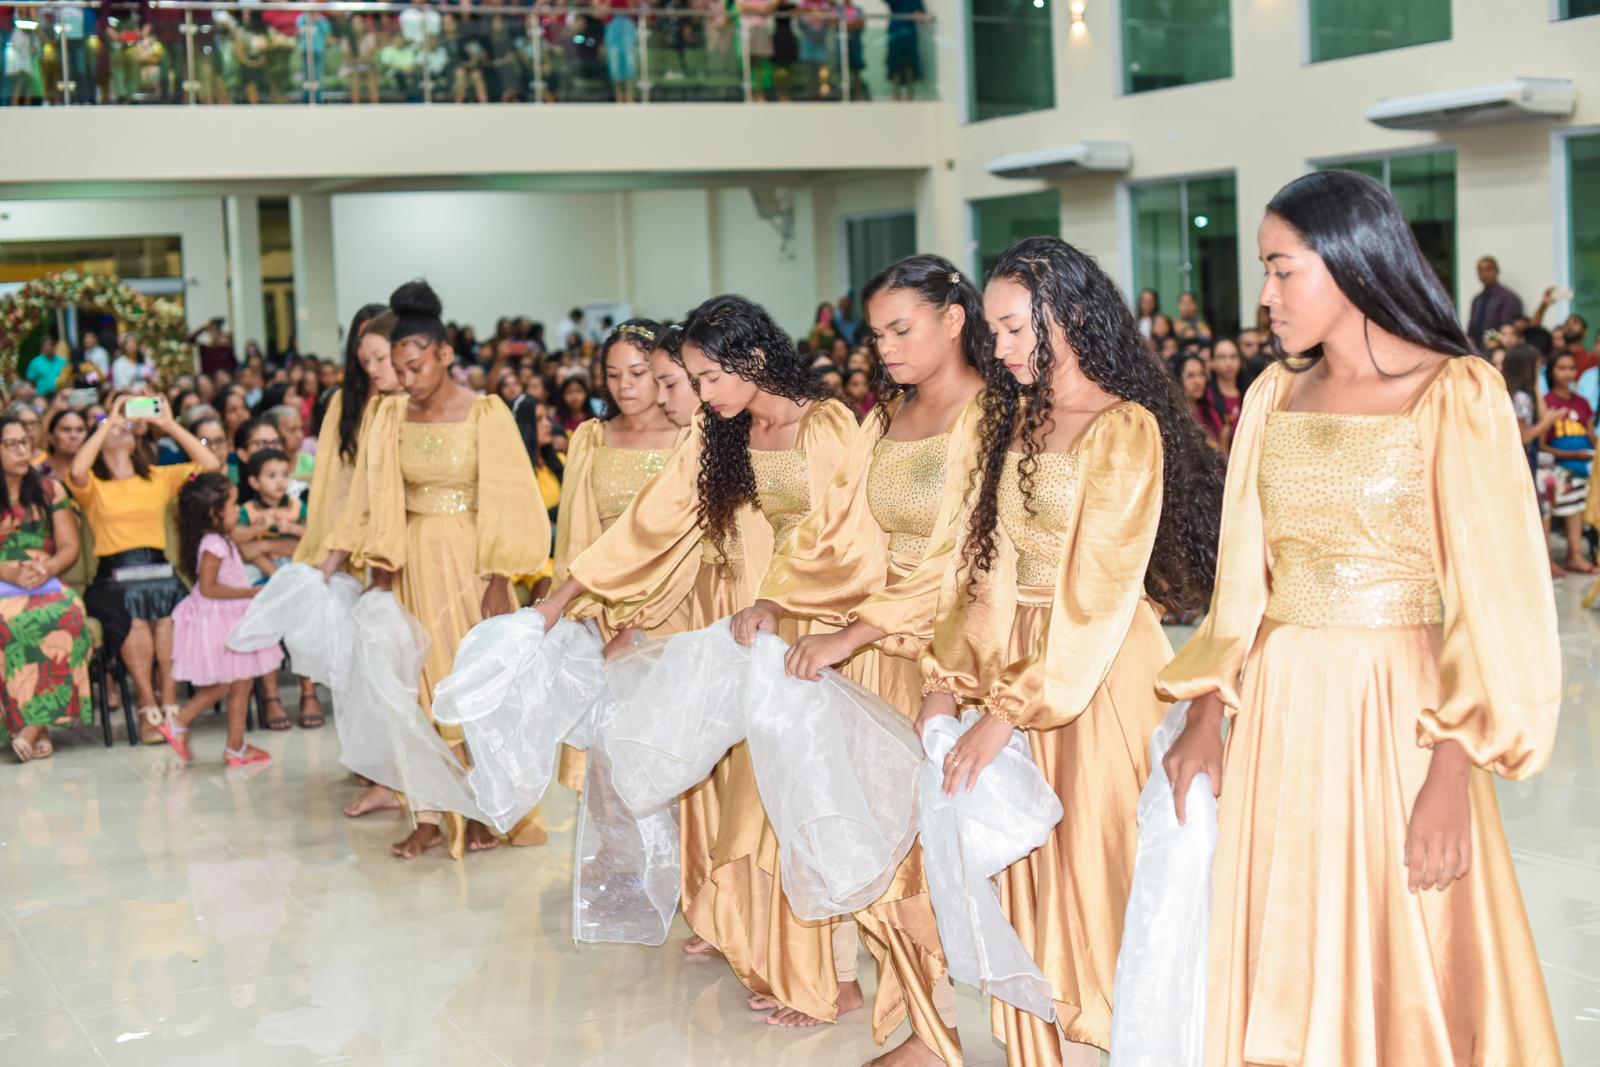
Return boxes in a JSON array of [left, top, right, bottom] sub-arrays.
[[989, 403, 1162, 730], [327, 394, 407, 572], [852, 392, 985, 656], [794, 399, 860, 530], [569, 419, 704, 609], [756, 407, 889, 625], [1415, 357, 1560, 778], [472, 396, 549, 579], [552, 419, 604, 585], [294, 390, 350, 566], [1155, 364, 1283, 711]]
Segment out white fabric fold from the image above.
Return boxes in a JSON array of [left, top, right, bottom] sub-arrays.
[[571, 740, 682, 947], [338, 592, 485, 821], [744, 634, 922, 920], [227, 563, 362, 688], [1109, 699, 1216, 1067], [918, 710, 1062, 1021], [431, 610, 608, 834]]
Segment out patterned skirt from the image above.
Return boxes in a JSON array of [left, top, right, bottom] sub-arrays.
[[0, 585, 93, 741]]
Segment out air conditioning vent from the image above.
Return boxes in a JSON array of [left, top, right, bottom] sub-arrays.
[[1366, 78, 1575, 131], [986, 141, 1132, 181]]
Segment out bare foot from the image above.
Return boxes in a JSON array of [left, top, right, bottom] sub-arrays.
[[747, 994, 778, 1012], [1552, 561, 1568, 579], [465, 820, 500, 853], [1564, 556, 1597, 575], [864, 1033, 947, 1066], [392, 824, 444, 859], [683, 936, 721, 957], [344, 784, 401, 818], [767, 980, 862, 1028]]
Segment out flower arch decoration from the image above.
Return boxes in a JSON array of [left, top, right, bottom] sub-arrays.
[[0, 271, 193, 385]]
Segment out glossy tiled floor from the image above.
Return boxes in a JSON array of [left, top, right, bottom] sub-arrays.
[[2, 583, 1597, 1066]]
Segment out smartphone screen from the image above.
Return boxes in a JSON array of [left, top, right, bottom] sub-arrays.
[[65, 388, 98, 409], [126, 397, 161, 420]]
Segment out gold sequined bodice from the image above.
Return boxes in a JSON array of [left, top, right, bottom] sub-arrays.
[[1259, 412, 1441, 628], [591, 445, 671, 529], [998, 450, 1080, 588], [868, 433, 948, 569], [750, 448, 811, 545], [401, 421, 477, 514]]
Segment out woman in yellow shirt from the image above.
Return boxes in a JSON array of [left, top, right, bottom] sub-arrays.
[[69, 395, 223, 743]]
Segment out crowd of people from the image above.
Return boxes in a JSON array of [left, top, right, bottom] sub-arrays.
[[0, 0, 928, 107], [0, 169, 1588, 1067]]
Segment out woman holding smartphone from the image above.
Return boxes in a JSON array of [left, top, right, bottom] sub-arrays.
[[69, 395, 222, 744]]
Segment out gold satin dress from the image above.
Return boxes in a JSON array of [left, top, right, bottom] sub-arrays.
[[1158, 359, 1562, 1067], [756, 394, 989, 1064], [572, 399, 859, 1022], [552, 419, 676, 791], [329, 395, 552, 859], [923, 402, 1171, 1062]]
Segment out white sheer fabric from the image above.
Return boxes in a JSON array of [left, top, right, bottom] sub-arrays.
[[431, 610, 608, 834], [571, 742, 682, 947], [918, 710, 1062, 1021], [744, 636, 922, 919], [1109, 700, 1216, 1067], [226, 563, 361, 688]]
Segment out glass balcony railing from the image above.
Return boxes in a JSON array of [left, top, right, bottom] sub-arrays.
[[0, 0, 937, 106]]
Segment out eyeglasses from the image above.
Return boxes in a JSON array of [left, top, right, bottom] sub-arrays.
[[0, 438, 32, 452]]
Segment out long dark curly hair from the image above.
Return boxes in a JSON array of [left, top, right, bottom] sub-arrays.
[[859, 254, 1002, 431], [176, 472, 236, 583], [679, 295, 831, 550], [961, 237, 1224, 613]]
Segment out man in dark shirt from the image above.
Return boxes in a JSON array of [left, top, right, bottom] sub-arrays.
[[1467, 256, 1523, 347]]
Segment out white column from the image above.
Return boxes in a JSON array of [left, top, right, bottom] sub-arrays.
[[289, 193, 340, 360], [225, 195, 266, 354]]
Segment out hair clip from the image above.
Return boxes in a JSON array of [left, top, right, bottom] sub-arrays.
[[947, 273, 960, 284], [616, 323, 657, 344]]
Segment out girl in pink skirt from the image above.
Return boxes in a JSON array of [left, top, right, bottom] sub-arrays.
[[157, 473, 281, 767]]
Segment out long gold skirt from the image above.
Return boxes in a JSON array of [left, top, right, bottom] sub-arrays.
[[396, 511, 545, 859], [996, 589, 1168, 1063], [1209, 620, 1560, 1067]]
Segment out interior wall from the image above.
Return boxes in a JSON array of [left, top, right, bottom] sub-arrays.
[[0, 197, 231, 328]]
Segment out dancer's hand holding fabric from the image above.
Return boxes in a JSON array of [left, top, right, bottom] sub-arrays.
[[916, 690, 958, 739], [532, 575, 583, 630], [319, 550, 349, 582], [941, 711, 1011, 794], [1163, 691, 1225, 825], [369, 567, 394, 593], [480, 576, 515, 620], [1404, 739, 1472, 893], [730, 599, 781, 646], [783, 624, 876, 681], [603, 627, 641, 660]]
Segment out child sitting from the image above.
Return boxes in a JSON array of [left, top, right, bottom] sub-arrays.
[[235, 448, 323, 730], [158, 473, 278, 767]]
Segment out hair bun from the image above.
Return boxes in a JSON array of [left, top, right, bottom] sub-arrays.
[[389, 279, 443, 320]]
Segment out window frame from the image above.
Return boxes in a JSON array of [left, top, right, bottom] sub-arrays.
[[837, 208, 919, 301], [1120, 168, 1240, 333], [1111, 0, 1235, 97], [1300, 0, 1453, 65], [1554, 124, 1600, 334]]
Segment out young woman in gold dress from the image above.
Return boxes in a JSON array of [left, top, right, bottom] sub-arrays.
[[324, 281, 550, 861], [918, 237, 1224, 1066], [730, 256, 1002, 1066], [549, 320, 687, 791], [535, 294, 862, 1033], [1159, 171, 1561, 1067]]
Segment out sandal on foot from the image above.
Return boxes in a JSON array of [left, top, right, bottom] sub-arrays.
[[158, 711, 192, 763], [263, 698, 292, 731], [298, 694, 325, 729], [225, 744, 271, 767], [138, 706, 166, 745]]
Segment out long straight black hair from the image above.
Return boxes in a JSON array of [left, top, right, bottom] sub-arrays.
[[337, 302, 388, 462], [1265, 171, 1474, 371]]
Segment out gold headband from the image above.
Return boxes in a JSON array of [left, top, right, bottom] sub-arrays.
[[616, 323, 656, 343]]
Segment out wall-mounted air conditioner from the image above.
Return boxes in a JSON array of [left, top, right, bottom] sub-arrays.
[[1365, 78, 1575, 131], [986, 141, 1133, 181]]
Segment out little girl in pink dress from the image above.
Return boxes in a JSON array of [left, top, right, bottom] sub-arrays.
[[159, 473, 281, 767]]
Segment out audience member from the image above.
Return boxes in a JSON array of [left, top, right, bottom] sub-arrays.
[[41, 408, 89, 480], [1543, 348, 1596, 575], [1467, 254, 1523, 347]]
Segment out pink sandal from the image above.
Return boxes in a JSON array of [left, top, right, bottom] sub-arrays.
[[157, 712, 192, 763], [224, 745, 271, 768]]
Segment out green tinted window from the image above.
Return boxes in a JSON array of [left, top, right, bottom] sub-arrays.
[[845, 213, 917, 300], [1309, 0, 1450, 62], [967, 0, 1055, 121], [1569, 135, 1600, 336], [1121, 0, 1231, 95], [1130, 175, 1240, 339], [972, 191, 1060, 279], [1562, 0, 1600, 17]]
